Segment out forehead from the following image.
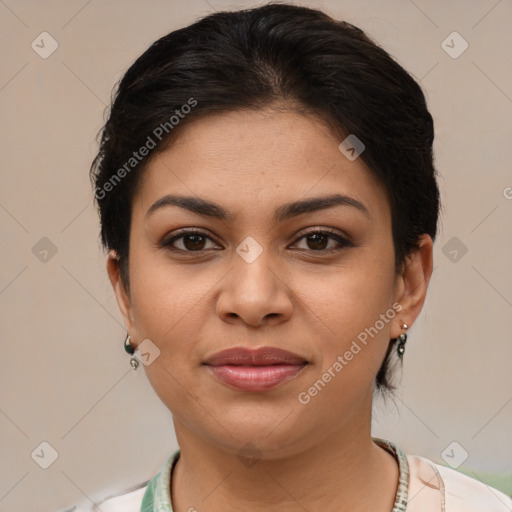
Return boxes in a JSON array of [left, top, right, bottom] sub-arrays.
[[132, 108, 390, 224]]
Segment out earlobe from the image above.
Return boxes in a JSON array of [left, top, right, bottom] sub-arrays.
[[392, 234, 434, 338], [106, 250, 134, 332]]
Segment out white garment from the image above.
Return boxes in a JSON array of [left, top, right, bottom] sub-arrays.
[[61, 453, 512, 511], [406, 454, 511, 511]]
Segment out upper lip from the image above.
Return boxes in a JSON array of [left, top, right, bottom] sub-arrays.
[[204, 346, 308, 366]]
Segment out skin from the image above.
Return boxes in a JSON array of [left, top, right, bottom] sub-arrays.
[[107, 106, 433, 512]]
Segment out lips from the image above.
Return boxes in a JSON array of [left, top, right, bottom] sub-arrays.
[[203, 346, 309, 392], [203, 346, 308, 366]]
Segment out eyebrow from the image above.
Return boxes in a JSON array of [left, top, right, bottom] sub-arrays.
[[145, 193, 371, 222]]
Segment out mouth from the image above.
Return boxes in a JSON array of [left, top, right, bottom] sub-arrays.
[[203, 346, 308, 366], [203, 346, 309, 392]]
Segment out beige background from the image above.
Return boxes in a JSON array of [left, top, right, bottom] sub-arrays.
[[1, 0, 511, 511]]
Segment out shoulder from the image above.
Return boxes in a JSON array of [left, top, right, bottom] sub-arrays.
[[406, 453, 512, 512], [57, 482, 148, 512], [57, 450, 180, 512], [95, 482, 148, 511]]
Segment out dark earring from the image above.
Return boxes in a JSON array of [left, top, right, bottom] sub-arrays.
[[397, 322, 408, 359], [124, 334, 139, 370]]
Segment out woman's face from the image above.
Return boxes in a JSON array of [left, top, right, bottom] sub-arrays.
[[108, 107, 431, 459]]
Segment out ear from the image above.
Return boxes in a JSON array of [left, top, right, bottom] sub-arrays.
[[106, 250, 136, 336], [391, 234, 434, 339]]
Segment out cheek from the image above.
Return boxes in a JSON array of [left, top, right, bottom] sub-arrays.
[[303, 252, 396, 370], [128, 260, 207, 408], [129, 240, 204, 324], [127, 251, 195, 367]]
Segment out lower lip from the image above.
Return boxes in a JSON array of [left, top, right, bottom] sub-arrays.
[[205, 364, 307, 392]]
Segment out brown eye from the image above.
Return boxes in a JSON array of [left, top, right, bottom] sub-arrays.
[[305, 232, 329, 250], [181, 233, 207, 250], [292, 229, 353, 252], [161, 230, 218, 252]]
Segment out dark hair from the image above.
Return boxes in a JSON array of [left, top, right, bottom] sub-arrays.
[[90, 2, 440, 393]]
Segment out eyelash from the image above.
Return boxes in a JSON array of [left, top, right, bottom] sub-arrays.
[[160, 228, 354, 254]]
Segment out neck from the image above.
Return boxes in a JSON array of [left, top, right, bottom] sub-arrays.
[[170, 411, 399, 512]]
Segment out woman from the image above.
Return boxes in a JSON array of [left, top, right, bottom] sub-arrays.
[[80, 3, 511, 511]]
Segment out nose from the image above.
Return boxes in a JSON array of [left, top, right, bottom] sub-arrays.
[[216, 249, 293, 328]]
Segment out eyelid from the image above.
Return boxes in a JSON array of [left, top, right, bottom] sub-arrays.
[[293, 226, 352, 243]]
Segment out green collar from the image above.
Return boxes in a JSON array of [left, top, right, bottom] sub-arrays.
[[141, 438, 409, 511]]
